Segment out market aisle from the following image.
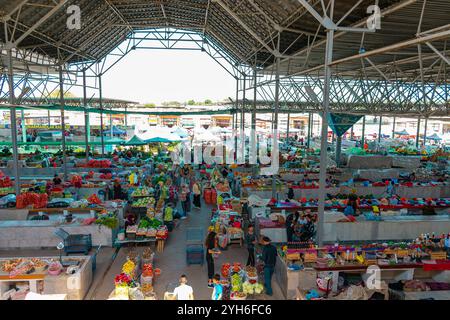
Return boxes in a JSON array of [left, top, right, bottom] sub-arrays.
[[88, 197, 284, 300]]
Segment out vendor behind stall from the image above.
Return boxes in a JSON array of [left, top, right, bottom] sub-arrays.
[[53, 174, 62, 186]]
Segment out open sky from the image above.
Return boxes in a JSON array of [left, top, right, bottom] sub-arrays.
[[93, 49, 236, 105]]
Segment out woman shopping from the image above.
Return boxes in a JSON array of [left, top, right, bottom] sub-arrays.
[[205, 229, 221, 288], [192, 180, 202, 209]]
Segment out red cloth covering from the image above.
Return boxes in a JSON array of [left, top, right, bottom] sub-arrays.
[[422, 260, 450, 271]]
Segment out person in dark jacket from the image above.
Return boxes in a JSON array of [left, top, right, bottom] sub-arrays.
[[285, 211, 299, 242], [261, 236, 277, 296], [287, 187, 294, 200]]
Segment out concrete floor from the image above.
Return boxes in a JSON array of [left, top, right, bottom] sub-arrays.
[[86, 198, 284, 300]]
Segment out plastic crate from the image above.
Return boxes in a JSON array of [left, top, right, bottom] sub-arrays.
[[186, 227, 204, 245], [186, 244, 204, 265]]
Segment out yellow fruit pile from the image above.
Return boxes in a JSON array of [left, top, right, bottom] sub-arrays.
[[122, 259, 135, 275]]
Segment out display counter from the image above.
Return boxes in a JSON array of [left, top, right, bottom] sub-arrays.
[[0, 255, 92, 300], [0, 219, 116, 249], [323, 216, 450, 242]]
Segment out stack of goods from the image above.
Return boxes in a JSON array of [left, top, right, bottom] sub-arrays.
[[83, 159, 112, 168], [87, 194, 102, 205]]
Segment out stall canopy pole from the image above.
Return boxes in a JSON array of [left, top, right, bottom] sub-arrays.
[[423, 117, 428, 146], [317, 25, 335, 247], [83, 70, 90, 160], [416, 117, 421, 148], [7, 48, 20, 197], [271, 34, 281, 199], [48, 110, 51, 126], [378, 116, 382, 143], [99, 75, 105, 156], [392, 116, 396, 138], [361, 116, 366, 146], [59, 65, 68, 181]]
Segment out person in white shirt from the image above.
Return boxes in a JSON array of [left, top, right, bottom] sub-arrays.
[[173, 275, 194, 300]]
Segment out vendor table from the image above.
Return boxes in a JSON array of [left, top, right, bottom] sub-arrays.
[[114, 238, 156, 248]]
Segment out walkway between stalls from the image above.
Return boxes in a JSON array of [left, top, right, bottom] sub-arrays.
[[87, 197, 284, 300]]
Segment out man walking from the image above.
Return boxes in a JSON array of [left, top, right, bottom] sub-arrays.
[[173, 275, 194, 300], [261, 236, 277, 296]]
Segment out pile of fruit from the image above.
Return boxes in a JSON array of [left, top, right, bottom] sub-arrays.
[[156, 226, 168, 240], [132, 197, 154, 208], [132, 188, 152, 197], [16, 192, 48, 209], [84, 159, 112, 168], [115, 273, 132, 287], [142, 263, 153, 277], [1, 259, 24, 273], [221, 263, 231, 278], [122, 259, 136, 276], [231, 273, 242, 292], [0, 176, 13, 188], [87, 194, 102, 205], [0, 187, 14, 195], [99, 173, 113, 179]]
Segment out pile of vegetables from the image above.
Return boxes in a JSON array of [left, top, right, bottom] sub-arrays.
[[95, 214, 119, 229], [138, 216, 162, 229], [242, 282, 264, 295]]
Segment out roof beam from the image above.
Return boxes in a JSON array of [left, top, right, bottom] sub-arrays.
[[212, 0, 281, 57], [276, 0, 418, 73], [425, 42, 450, 66], [12, 0, 68, 47], [329, 28, 450, 67], [104, 0, 133, 33]]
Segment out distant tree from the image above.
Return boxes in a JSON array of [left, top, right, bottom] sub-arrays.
[[144, 103, 156, 108], [162, 101, 181, 107], [49, 90, 76, 99], [204, 99, 213, 105], [187, 100, 196, 106]]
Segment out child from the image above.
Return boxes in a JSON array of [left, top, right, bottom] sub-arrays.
[[211, 274, 223, 300]]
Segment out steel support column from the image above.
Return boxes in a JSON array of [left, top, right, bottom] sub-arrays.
[[378, 116, 382, 143], [240, 74, 246, 163], [361, 116, 366, 146], [335, 135, 342, 167], [250, 68, 257, 168], [83, 70, 90, 160], [99, 75, 105, 156], [307, 112, 312, 148], [392, 116, 396, 138], [59, 65, 68, 181], [416, 117, 421, 148], [271, 37, 281, 199], [286, 112, 290, 145], [21, 111, 26, 143], [423, 117, 428, 146], [317, 27, 335, 246], [234, 78, 239, 157], [7, 48, 20, 196]]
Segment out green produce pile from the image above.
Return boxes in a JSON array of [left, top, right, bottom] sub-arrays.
[[95, 214, 119, 229], [138, 216, 162, 229]]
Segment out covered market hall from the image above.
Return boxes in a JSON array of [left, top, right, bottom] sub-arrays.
[[0, 0, 449, 301]]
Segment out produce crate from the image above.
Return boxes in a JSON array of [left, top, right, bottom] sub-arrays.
[[186, 227, 204, 245], [186, 244, 204, 265]]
